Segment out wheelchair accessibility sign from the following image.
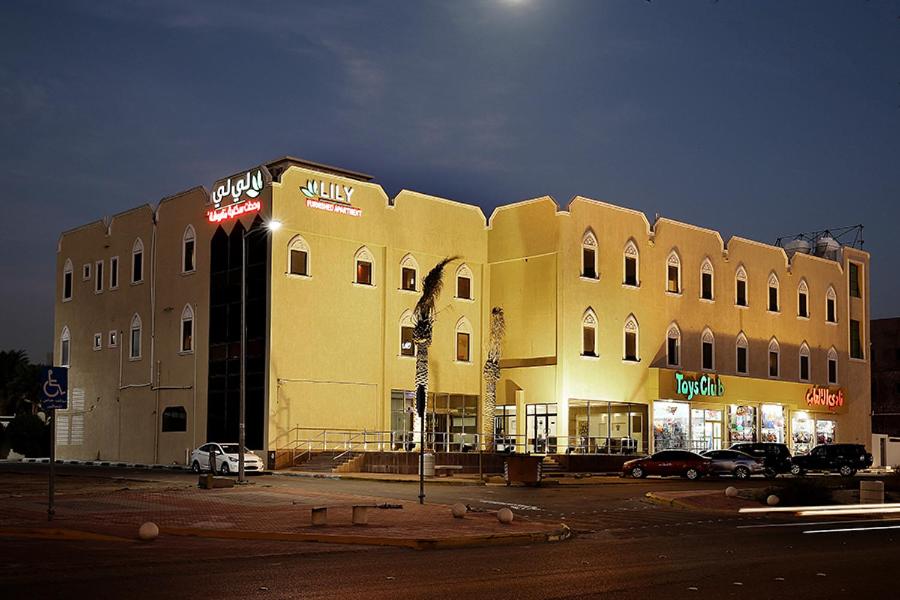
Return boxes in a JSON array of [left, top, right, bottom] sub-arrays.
[[40, 367, 68, 411]]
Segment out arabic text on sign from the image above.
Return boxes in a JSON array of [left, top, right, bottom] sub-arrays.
[[207, 200, 262, 223], [211, 170, 264, 208]]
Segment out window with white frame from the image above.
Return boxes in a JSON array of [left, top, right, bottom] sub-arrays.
[[768, 338, 780, 378], [666, 251, 681, 294], [581, 230, 598, 279], [354, 246, 374, 285], [456, 264, 473, 300], [182, 225, 196, 273], [92, 332, 102, 351], [700, 258, 714, 301], [455, 318, 472, 362], [735, 332, 749, 375], [82, 263, 91, 280], [799, 342, 810, 382], [849, 262, 862, 299], [767, 272, 780, 312], [180, 304, 194, 353], [623, 240, 639, 286], [582, 308, 598, 357], [735, 265, 748, 307], [798, 279, 809, 318], [108, 330, 118, 348], [94, 260, 104, 293], [825, 286, 837, 323], [129, 313, 142, 360], [400, 254, 418, 291], [60, 326, 71, 367], [666, 323, 681, 367], [288, 235, 310, 277], [132, 238, 144, 283], [827, 347, 838, 384], [109, 256, 119, 289], [63, 259, 73, 301], [623, 314, 639, 362], [399, 311, 415, 357], [701, 327, 715, 370]]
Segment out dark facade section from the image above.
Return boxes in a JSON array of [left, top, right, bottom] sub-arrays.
[[872, 318, 900, 436]]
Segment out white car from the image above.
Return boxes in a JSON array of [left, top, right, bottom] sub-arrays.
[[189, 443, 264, 475]]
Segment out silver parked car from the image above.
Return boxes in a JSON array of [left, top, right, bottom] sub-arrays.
[[700, 449, 765, 480]]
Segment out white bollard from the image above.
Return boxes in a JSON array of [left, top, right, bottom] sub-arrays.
[[725, 486, 738, 498], [138, 522, 159, 541], [767, 495, 780, 506], [497, 507, 514, 524], [451, 503, 467, 519]]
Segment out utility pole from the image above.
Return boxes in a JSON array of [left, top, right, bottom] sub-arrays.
[[417, 384, 425, 504]]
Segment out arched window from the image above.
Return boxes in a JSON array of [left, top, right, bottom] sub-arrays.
[[288, 235, 310, 276], [182, 225, 196, 273], [581, 229, 598, 279], [623, 239, 639, 286], [666, 250, 681, 294], [825, 286, 837, 323], [455, 264, 473, 300], [60, 326, 71, 367], [666, 323, 681, 367], [161, 406, 187, 432], [130, 313, 142, 360], [132, 238, 144, 284], [582, 308, 598, 357], [63, 259, 73, 301], [797, 279, 809, 318], [735, 332, 749, 375], [827, 347, 838, 384], [180, 304, 194, 353], [701, 327, 715, 371], [354, 246, 374, 286], [623, 314, 639, 362], [700, 258, 714, 301], [767, 272, 780, 312], [735, 265, 748, 307], [768, 338, 780, 378], [799, 342, 810, 382], [400, 254, 418, 291], [455, 317, 473, 362], [399, 310, 415, 357]]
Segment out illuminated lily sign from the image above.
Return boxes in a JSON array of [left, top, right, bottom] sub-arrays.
[[674, 372, 725, 401], [806, 386, 845, 411], [207, 168, 268, 223], [301, 178, 362, 217]]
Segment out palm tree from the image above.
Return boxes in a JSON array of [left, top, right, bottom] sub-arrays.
[[482, 307, 506, 451], [412, 256, 458, 448]]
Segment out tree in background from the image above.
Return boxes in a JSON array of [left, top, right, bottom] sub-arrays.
[[482, 306, 506, 450], [0, 350, 43, 416]]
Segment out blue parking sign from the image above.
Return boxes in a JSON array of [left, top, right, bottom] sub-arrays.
[[40, 367, 68, 411]]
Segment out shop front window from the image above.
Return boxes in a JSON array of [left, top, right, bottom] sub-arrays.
[[728, 405, 756, 443], [791, 412, 814, 455], [690, 409, 724, 452], [526, 403, 557, 454], [760, 404, 786, 443], [426, 393, 479, 451], [816, 419, 836, 445], [390, 390, 415, 450], [569, 401, 646, 454], [494, 405, 517, 452], [653, 401, 689, 451]]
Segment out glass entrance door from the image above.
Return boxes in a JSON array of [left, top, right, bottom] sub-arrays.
[[526, 403, 557, 454]]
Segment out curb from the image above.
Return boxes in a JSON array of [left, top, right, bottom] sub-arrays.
[[17, 458, 190, 471], [159, 522, 572, 550], [0, 527, 135, 543], [644, 491, 746, 514], [272, 471, 485, 486]]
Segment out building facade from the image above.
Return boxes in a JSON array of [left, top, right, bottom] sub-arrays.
[[54, 157, 872, 466]]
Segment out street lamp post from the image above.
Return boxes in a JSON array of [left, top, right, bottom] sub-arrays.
[[239, 219, 281, 484]]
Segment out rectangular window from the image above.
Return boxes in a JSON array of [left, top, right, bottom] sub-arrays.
[[702, 342, 713, 370], [666, 266, 679, 293], [401, 267, 416, 291], [130, 327, 141, 360], [82, 264, 91, 280], [799, 293, 808, 318], [624, 257, 637, 286], [92, 333, 102, 351], [667, 337, 678, 366], [183, 239, 195, 273], [582, 248, 596, 279], [736, 347, 748, 374], [456, 332, 470, 362], [768, 286, 778, 311], [181, 318, 193, 353], [63, 270, 73, 300], [850, 319, 863, 359], [769, 351, 779, 377], [94, 261, 103, 293], [828, 359, 837, 384], [61, 339, 70, 367], [736, 280, 747, 306], [289, 249, 308, 276], [582, 327, 596, 357], [108, 330, 118, 348], [457, 276, 471, 300], [356, 260, 372, 285], [110, 257, 118, 289], [400, 326, 415, 357], [132, 251, 143, 283], [827, 298, 836, 323], [800, 355, 809, 381], [625, 331, 637, 361], [701, 273, 713, 300], [849, 263, 861, 298]]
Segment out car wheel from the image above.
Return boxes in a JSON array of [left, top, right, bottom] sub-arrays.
[[685, 468, 700, 481], [790, 464, 805, 477], [219, 462, 230, 475], [631, 466, 645, 479], [734, 466, 750, 480], [190, 460, 201, 474], [839, 465, 856, 477]]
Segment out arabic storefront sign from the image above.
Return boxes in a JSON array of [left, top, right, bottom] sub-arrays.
[[674, 372, 725, 401], [207, 168, 269, 223], [301, 179, 362, 217], [805, 386, 845, 411]]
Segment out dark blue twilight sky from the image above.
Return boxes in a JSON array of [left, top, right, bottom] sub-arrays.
[[1, 1, 898, 362]]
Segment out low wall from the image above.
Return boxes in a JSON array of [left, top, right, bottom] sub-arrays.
[[554, 454, 640, 473], [361, 452, 507, 474]]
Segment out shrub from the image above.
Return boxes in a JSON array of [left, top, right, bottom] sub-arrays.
[[7, 413, 50, 458], [759, 477, 834, 506]]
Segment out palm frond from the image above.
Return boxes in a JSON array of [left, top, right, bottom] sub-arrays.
[[412, 256, 459, 335]]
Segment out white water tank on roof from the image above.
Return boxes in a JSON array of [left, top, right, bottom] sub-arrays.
[[784, 238, 812, 258], [815, 235, 841, 261]]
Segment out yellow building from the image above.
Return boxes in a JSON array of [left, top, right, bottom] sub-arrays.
[[54, 157, 871, 467]]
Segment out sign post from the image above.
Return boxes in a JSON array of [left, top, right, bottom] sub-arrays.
[[416, 384, 425, 505], [39, 367, 68, 522]]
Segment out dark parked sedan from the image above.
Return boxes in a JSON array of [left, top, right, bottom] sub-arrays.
[[701, 449, 765, 480], [623, 450, 712, 480]]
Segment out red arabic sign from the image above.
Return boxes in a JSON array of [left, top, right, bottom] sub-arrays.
[[207, 200, 261, 223], [805, 386, 845, 411]]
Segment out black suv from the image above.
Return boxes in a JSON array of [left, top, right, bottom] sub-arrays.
[[728, 442, 792, 478], [790, 444, 873, 477]]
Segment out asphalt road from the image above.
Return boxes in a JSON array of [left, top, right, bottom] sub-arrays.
[[2, 464, 897, 599]]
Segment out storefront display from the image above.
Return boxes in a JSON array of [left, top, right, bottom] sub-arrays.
[[760, 404, 786, 443], [653, 401, 689, 450], [728, 405, 756, 443], [791, 412, 814, 455], [690, 409, 724, 451], [816, 419, 836, 445]]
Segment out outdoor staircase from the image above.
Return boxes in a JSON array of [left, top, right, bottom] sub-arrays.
[[292, 451, 359, 473], [541, 455, 564, 478]]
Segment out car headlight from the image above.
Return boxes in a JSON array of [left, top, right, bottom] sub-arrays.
[[228, 456, 238, 462]]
